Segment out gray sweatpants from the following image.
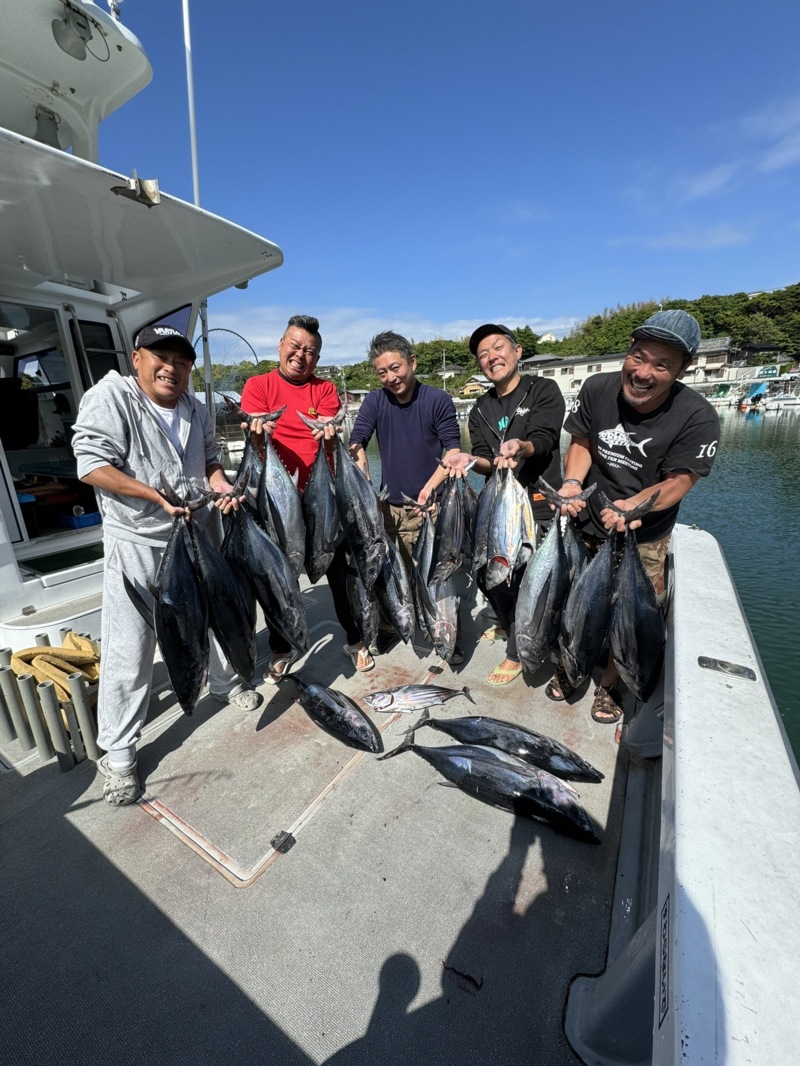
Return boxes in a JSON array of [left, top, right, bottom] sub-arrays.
[[97, 534, 240, 757]]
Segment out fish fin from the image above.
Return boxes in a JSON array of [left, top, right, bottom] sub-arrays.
[[462, 687, 475, 704], [159, 475, 182, 507], [124, 574, 155, 630]]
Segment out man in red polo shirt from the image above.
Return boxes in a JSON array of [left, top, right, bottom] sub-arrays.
[[240, 315, 373, 677]]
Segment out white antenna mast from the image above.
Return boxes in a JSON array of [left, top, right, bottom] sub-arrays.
[[181, 1, 214, 426]]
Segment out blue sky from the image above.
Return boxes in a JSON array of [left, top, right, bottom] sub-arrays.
[[99, 0, 800, 364]]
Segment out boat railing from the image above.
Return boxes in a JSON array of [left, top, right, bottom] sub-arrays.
[[566, 523, 800, 1064]]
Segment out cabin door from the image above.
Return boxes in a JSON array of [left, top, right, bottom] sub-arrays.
[[0, 300, 126, 550]]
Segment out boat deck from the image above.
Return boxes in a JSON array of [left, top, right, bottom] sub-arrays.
[[0, 576, 631, 1065]]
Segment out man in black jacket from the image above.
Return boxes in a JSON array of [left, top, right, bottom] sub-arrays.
[[446, 323, 565, 684]]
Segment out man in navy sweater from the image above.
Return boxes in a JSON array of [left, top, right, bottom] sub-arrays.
[[348, 330, 462, 657]]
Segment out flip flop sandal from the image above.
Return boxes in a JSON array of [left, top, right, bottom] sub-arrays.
[[266, 650, 299, 684], [545, 663, 574, 702], [487, 662, 522, 686], [343, 643, 375, 672], [480, 625, 507, 642], [591, 685, 624, 723]]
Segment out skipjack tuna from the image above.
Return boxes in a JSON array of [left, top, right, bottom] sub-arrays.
[[363, 684, 474, 713]]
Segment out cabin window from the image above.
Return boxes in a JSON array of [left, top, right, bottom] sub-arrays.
[[0, 300, 100, 545]]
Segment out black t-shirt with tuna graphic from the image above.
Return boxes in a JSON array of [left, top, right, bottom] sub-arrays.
[[563, 372, 720, 542]]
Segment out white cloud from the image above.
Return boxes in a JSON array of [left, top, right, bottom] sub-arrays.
[[204, 302, 578, 364], [607, 225, 752, 251], [675, 163, 739, 201]]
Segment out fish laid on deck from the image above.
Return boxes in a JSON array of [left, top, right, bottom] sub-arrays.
[[380, 734, 601, 844], [363, 684, 474, 713], [411, 710, 604, 782], [293, 677, 383, 753]]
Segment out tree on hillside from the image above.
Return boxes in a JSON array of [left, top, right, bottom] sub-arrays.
[[513, 325, 539, 359]]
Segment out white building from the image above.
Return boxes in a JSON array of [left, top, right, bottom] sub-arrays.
[[519, 336, 749, 398]]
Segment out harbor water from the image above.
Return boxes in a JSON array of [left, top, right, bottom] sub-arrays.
[[362, 404, 800, 757]]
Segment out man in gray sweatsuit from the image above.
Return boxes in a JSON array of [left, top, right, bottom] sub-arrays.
[[72, 325, 261, 806]]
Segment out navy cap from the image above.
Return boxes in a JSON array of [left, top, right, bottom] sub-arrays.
[[631, 310, 700, 359], [469, 323, 519, 355], [133, 325, 196, 362]]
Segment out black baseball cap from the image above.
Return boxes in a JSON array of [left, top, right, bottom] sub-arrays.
[[133, 325, 196, 362], [631, 310, 701, 359], [469, 323, 519, 355]]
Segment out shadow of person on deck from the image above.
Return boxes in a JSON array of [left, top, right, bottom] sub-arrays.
[[324, 810, 614, 1066]]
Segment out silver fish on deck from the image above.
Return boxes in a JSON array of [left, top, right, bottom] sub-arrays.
[[363, 684, 474, 713], [293, 677, 383, 753]]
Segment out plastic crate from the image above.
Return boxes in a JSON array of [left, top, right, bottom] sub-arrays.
[[59, 512, 102, 529]]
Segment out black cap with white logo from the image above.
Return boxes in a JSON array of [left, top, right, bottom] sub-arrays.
[[133, 325, 196, 362]]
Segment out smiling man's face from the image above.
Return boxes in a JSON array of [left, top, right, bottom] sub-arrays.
[[132, 346, 194, 408], [621, 339, 687, 413]]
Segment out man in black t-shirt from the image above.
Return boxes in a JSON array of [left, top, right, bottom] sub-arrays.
[[446, 323, 565, 686], [551, 309, 720, 722]]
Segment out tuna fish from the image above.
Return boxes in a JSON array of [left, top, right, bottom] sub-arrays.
[[373, 536, 416, 645], [428, 475, 464, 584], [293, 677, 383, 753], [185, 519, 257, 684], [470, 473, 499, 576], [331, 433, 388, 592], [559, 536, 615, 689], [363, 684, 474, 713], [124, 508, 209, 716], [514, 512, 569, 675], [258, 435, 305, 577], [346, 565, 380, 649], [379, 736, 600, 844], [411, 507, 459, 662], [303, 441, 342, 584], [222, 504, 309, 653], [484, 468, 536, 590], [411, 711, 604, 782], [602, 492, 665, 702]]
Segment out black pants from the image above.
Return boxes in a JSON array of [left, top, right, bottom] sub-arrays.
[[267, 540, 361, 655]]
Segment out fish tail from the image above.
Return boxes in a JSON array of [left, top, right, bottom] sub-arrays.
[[377, 733, 415, 761], [462, 686, 475, 704]]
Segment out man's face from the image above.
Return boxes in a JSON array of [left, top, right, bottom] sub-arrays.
[[373, 351, 417, 403], [132, 346, 194, 408], [476, 333, 522, 387], [621, 340, 687, 412], [278, 327, 321, 383]]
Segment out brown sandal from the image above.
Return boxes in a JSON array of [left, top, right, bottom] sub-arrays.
[[545, 662, 574, 702], [591, 685, 623, 723]]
